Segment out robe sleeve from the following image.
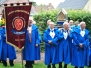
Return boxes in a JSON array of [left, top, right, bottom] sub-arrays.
[[82, 33, 90, 48], [73, 32, 80, 49], [35, 29, 40, 45], [43, 31, 51, 46], [58, 31, 64, 40], [52, 30, 59, 46]]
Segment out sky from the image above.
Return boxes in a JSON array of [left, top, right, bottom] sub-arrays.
[[32, 0, 65, 8]]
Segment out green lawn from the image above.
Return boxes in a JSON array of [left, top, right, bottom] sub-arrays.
[[0, 63, 88, 68]]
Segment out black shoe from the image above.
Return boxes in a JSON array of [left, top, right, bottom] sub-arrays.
[[59, 62, 62, 68], [75, 66, 78, 68], [47, 65, 51, 68], [2, 60, 7, 67], [9, 60, 14, 66], [64, 64, 67, 68]]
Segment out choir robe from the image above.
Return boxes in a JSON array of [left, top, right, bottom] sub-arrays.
[[71, 28, 90, 67], [22, 24, 40, 61], [44, 28, 59, 65], [1, 27, 16, 60], [89, 38, 91, 61], [0, 28, 3, 59], [58, 29, 71, 64]]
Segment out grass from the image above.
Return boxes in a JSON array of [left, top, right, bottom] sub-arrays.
[[0, 62, 88, 68]]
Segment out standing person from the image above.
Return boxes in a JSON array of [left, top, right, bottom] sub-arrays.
[[88, 38, 91, 68], [1, 26, 16, 67], [44, 22, 59, 68], [69, 20, 74, 29], [58, 22, 71, 68], [71, 22, 90, 68], [22, 17, 40, 68], [72, 21, 80, 31], [0, 26, 2, 63]]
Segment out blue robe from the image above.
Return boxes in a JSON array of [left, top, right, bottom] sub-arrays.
[[0, 28, 3, 59], [22, 24, 40, 61], [71, 28, 90, 67], [89, 38, 91, 61], [1, 27, 16, 60], [44, 28, 59, 65], [58, 29, 71, 64]]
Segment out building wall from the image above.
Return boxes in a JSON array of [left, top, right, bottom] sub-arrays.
[[83, 0, 91, 12]]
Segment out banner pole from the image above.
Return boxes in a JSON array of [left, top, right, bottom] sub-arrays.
[[21, 51, 24, 68]]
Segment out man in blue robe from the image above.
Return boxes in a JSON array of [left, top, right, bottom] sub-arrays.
[[71, 22, 90, 68], [88, 38, 91, 67], [22, 17, 40, 68], [1, 26, 16, 67], [58, 22, 71, 68], [0, 26, 3, 63], [44, 22, 59, 68]]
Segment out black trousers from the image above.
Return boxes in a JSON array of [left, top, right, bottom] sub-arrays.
[[25, 61, 33, 68], [2, 60, 14, 66], [89, 61, 91, 67]]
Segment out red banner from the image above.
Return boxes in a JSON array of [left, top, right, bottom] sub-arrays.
[[4, 2, 32, 50]]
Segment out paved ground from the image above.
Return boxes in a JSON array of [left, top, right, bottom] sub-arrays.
[[14, 52, 44, 63]]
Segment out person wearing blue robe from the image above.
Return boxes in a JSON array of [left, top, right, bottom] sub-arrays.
[[58, 22, 71, 68], [72, 21, 80, 31], [88, 38, 91, 67], [71, 22, 90, 68], [22, 17, 40, 68], [0, 27, 3, 63], [44, 22, 59, 68], [1, 26, 16, 67]]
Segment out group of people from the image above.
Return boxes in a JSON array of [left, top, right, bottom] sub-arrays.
[[0, 16, 91, 68], [44, 20, 90, 68]]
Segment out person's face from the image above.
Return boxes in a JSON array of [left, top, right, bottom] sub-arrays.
[[49, 24, 54, 29], [63, 24, 68, 30], [28, 20, 33, 26], [69, 22, 73, 26], [75, 23, 78, 26], [81, 23, 86, 29]]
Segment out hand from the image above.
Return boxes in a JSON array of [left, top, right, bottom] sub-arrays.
[[30, 39, 32, 42], [79, 43, 83, 48], [48, 40, 52, 44], [36, 44, 38, 47]]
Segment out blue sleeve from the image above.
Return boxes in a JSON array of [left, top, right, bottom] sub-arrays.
[[73, 32, 80, 49], [43, 31, 50, 46], [52, 31, 59, 46], [58, 31, 64, 40], [35, 29, 40, 45], [82, 33, 90, 48]]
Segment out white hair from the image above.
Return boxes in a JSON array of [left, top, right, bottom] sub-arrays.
[[29, 16, 33, 21], [33, 21, 36, 24], [49, 22, 55, 25], [80, 22, 86, 25], [63, 22, 69, 26]]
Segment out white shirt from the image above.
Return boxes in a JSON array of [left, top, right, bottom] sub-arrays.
[[27, 26, 32, 34], [49, 29, 55, 39]]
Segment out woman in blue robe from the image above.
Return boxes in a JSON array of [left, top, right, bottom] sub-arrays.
[[22, 18, 40, 68], [58, 22, 71, 68], [44, 22, 59, 68], [1, 26, 16, 67], [71, 22, 90, 68]]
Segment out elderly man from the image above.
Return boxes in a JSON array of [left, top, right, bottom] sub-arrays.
[[44, 22, 59, 68], [22, 17, 40, 68], [71, 22, 90, 68], [58, 22, 71, 68], [69, 20, 74, 29]]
